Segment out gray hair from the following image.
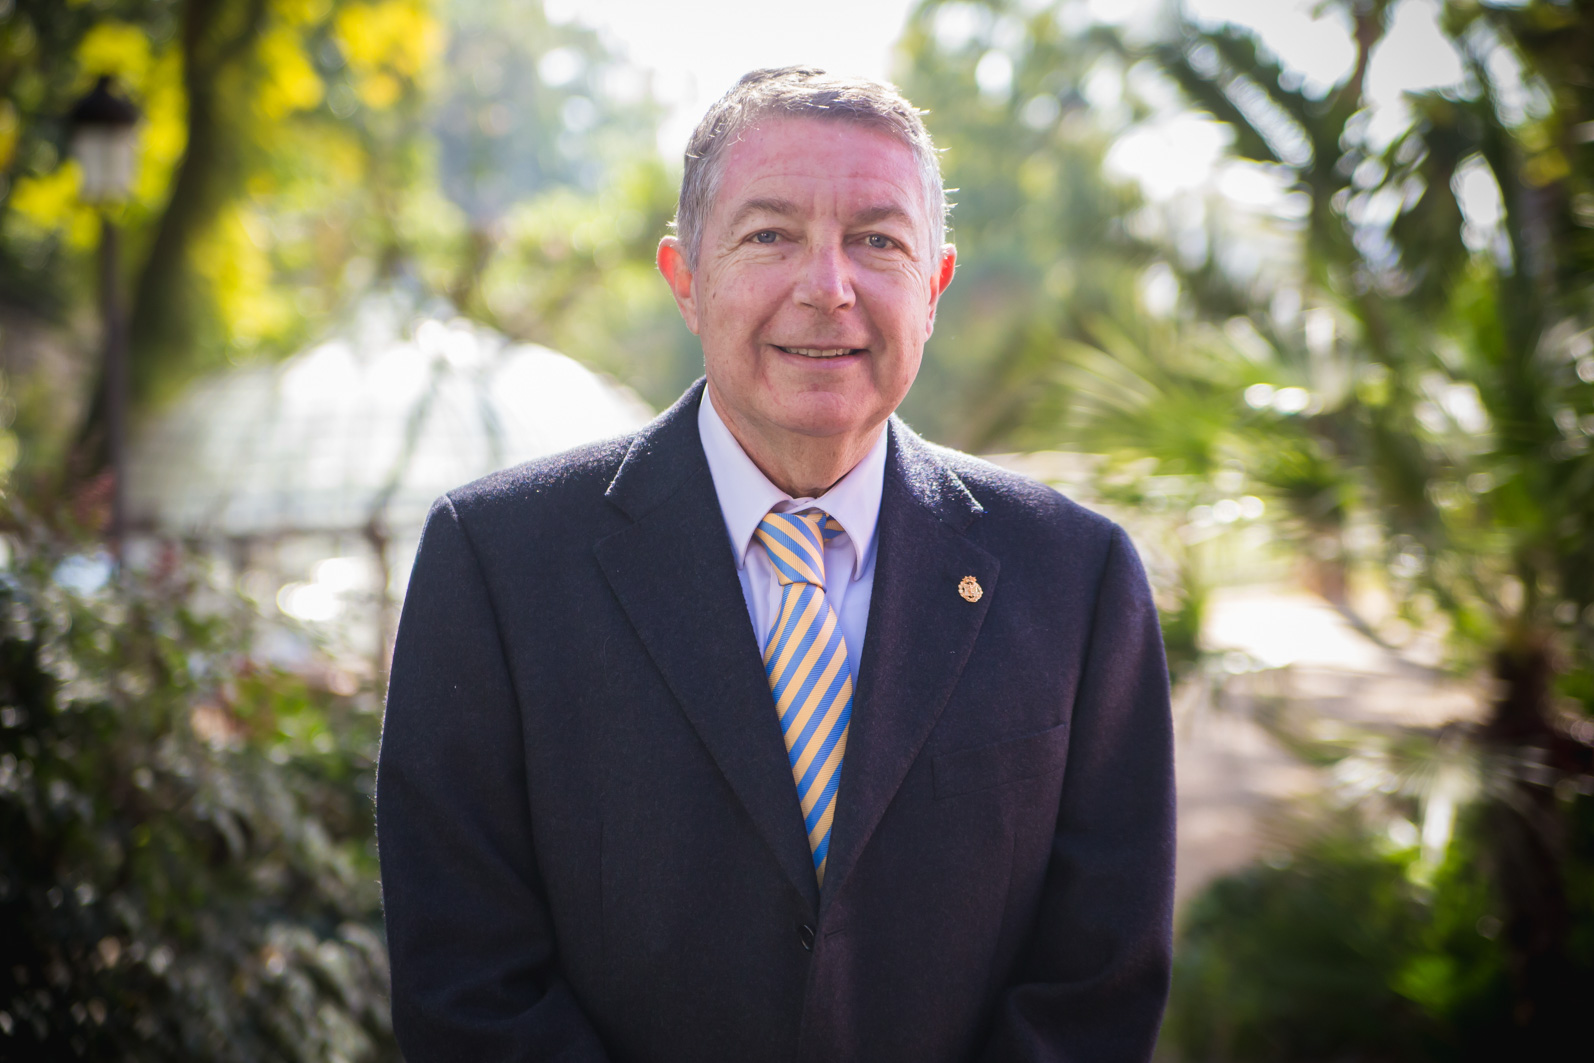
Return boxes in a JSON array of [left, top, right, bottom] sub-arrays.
[[672, 66, 948, 270]]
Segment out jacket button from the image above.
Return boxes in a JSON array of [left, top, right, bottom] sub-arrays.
[[798, 924, 815, 951]]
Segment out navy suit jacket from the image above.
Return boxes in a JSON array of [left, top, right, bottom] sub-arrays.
[[377, 380, 1175, 1062]]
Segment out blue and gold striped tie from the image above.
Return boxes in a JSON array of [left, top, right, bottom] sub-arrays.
[[754, 509, 853, 886]]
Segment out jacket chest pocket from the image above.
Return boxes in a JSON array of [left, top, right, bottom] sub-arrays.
[[931, 722, 1070, 799]]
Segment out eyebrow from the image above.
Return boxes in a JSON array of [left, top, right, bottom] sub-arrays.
[[725, 198, 920, 233], [851, 203, 916, 229], [726, 197, 801, 230]]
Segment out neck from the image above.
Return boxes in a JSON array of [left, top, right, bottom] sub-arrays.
[[709, 389, 881, 499]]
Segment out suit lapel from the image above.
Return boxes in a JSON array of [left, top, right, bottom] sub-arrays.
[[594, 383, 821, 911], [820, 422, 999, 912]]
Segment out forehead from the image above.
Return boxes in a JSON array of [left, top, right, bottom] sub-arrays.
[[711, 116, 926, 222]]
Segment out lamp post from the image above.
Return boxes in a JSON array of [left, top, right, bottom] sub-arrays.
[[68, 75, 140, 561]]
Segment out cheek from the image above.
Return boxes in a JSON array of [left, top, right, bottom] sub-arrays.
[[868, 279, 934, 343], [709, 262, 775, 308], [890, 348, 924, 392]]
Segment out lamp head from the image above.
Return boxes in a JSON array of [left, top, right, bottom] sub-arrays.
[[68, 76, 140, 204]]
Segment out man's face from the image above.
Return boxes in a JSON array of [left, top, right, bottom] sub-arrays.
[[659, 116, 955, 463]]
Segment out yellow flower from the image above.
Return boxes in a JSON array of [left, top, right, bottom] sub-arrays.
[[10, 162, 98, 248], [256, 26, 324, 120], [75, 22, 154, 94], [132, 50, 188, 207], [273, 0, 333, 28], [193, 206, 293, 347], [333, 0, 444, 108]]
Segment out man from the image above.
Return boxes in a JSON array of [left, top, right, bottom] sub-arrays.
[[378, 67, 1174, 1062]]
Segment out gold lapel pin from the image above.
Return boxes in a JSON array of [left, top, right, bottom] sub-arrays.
[[958, 575, 983, 603]]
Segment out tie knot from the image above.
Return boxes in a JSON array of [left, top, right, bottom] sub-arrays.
[[754, 508, 845, 588]]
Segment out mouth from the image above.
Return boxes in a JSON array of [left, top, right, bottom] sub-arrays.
[[774, 345, 864, 359]]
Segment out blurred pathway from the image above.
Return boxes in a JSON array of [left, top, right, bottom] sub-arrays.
[[1171, 587, 1483, 911]]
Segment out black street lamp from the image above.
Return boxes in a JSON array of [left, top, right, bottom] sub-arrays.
[[68, 76, 140, 560]]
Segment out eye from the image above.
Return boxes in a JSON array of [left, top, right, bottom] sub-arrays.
[[865, 233, 893, 249], [752, 230, 779, 244]]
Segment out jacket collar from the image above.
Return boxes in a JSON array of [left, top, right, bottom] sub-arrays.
[[602, 379, 711, 522]]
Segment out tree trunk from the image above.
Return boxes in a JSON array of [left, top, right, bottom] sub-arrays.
[[71, 0, 268, 483], [1482, 637, 1578, 1053]]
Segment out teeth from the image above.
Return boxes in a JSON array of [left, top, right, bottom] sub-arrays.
[[781, 347, 855, 358]]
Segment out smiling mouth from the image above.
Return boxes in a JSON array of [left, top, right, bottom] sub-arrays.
[[776, 346, 863, 358]]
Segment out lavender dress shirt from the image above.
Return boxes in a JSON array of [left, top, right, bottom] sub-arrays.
[[696, 386, 886, 683]]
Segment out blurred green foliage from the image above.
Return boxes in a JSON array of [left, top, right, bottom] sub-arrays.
[[0, 513, 393, 1060], [1118, 0, 1594, 1054], [895, 0, 1152, 450], [411, 0, 699, 406], [0, 0, 692, 487], [1166, 817, 1498, 1062], [1165, 791, 1594, 1062]]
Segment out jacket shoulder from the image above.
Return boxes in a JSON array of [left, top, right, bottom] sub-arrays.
[[440, 433, 634, 527], [928, 443, 1120, 547]]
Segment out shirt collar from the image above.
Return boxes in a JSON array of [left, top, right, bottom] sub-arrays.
[[698, 386, 887, 583]]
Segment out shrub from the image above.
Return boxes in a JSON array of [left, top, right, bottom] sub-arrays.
[[1161, 811, 1537, 1063], [0, 529, 396, 1061]]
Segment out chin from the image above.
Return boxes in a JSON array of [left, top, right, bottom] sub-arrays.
[[772, 400, 883, 440]]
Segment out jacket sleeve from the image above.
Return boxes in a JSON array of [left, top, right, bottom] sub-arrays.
[[378, 497, 612, 1062], [980, 523, 1176, 1063]]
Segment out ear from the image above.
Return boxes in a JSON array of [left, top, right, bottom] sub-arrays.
[[657, 237, 700, 335], [924, 243, 957, 338]]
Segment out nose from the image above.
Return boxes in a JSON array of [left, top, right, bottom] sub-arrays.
[[793, 241, 855, 314]]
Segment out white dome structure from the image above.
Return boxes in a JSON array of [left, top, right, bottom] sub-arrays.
[[126, 291, 654, 672], [129, 292, 652, 538]]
